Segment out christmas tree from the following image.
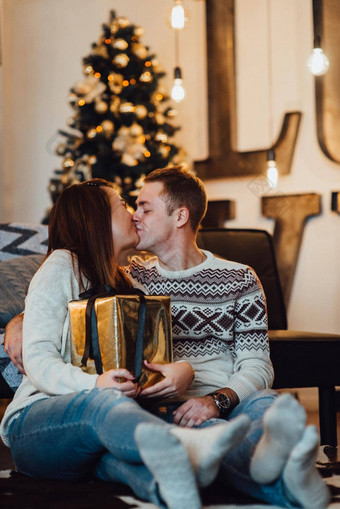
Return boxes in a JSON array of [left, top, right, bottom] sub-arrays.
[[48, 10, 183, 207]]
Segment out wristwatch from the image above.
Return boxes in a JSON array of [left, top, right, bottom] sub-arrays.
[[208, 392, 231, 416]]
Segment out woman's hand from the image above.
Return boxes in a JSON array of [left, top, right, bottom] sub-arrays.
[[140, 361, 195, 399], [96, 369, 141, 398]]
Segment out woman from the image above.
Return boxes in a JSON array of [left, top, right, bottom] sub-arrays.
[[0, 179, 250, 509]]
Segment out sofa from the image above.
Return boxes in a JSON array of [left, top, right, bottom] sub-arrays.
[[0, 223, 48, 395]]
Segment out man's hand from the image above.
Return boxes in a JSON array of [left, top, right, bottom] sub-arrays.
[[4, 314, 25, 374], [173, 396, 220, 427], [140, 360, 195, 399]]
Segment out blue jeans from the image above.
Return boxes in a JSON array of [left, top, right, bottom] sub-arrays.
[[147, 389, 296, 508], [8, 388, 296, 508], [8, 388, 169, 507]]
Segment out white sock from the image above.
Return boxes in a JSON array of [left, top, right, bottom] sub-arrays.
[[250, 393, 306, 484], [171, 414, 250, 487], [283, 426, 330, 509], [135, 423, 201, 509]]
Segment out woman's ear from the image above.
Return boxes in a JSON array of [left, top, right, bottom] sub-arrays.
[[176, 207, 190, 228]]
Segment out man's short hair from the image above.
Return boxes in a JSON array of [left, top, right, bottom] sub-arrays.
[[144, 166, 207, 233]]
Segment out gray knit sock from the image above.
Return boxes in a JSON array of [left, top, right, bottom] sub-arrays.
[[283, 426, 330, 509], [250, 393, 306, 484], [135, 423, 201, 509], [171, 414, 250, 487]]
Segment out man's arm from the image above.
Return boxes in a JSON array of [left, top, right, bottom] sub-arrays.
[[174, 267, 272, 428], [4, 313, 25, 374]]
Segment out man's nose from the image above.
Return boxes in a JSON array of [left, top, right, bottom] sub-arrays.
[[132, 211, 139, 223]]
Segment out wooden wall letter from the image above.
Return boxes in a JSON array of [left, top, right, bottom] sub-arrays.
[[194, 0, 302, 180], [202, 200, 235, 228], [313, 0, 340, 162], [262, 193, 321, 306]]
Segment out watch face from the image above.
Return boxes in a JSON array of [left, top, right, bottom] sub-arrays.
[[215, 393, 230, 410]]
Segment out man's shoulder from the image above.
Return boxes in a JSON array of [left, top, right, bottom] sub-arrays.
[[123, 254, 158, 275], [206, 252, 251, 273]]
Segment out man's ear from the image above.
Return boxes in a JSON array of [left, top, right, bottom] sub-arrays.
[[176, 207, 190, 228]]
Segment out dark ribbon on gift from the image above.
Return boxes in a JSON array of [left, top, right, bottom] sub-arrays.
[[79, 285, 146, 381]]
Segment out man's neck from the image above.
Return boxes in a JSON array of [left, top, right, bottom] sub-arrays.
[[156, 241, 206, 271]]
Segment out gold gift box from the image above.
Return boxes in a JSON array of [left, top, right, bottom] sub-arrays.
[[68, 294, 172, 389]]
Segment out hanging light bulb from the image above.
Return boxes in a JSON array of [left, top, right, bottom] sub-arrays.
[[170, 0, 188, 30], [307, 36, 329, 76], [266, 148, 278, 189], [171, 67, 185, 103]]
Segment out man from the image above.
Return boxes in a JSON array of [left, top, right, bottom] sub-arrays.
[[5, 167, 329, 508]]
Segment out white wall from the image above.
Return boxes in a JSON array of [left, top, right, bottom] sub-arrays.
[[0, 0, 207, 221], [1, 0, 340, 334]]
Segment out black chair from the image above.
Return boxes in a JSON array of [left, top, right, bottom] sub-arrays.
[[197, 228, 340, 446]]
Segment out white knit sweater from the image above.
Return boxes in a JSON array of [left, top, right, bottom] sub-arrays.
[[125, 251, 274, 402], [0, 250, 98, 446]]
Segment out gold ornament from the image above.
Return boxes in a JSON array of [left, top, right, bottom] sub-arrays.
[[119, 102, 135, 114], [151, 59, 164, 73], [130, 122, 144, 137], [113, 53, 130, 69], [167, 108, 178, 118], [62, 158, 74, 169], [140, 71, 153, 83], [101, 120, 114, 133], [110, 20, 119, 34], [134, 26, 145, 38], [88, 155, 97, 165], [113, 38, 128, 50], [83, 65, 94, 75], [155, 112, 165, 125], [61, 174, 70, 184], [131, 43, 147, 60], [135, 104, 148, 119], [110, 96, 121, 114], [121, 153, 138, 166], [108, 72, 123, 94], [56, 143, 66, 156], [87, 128, 97, 139], [128, 142, 146, 159], [92, 45, 108, 58], [158, 145, 169, 158], [155, 131, 168, 143], [95, 100, 108, 114], [117, 16, 130, 28], [68, 93, 77, 103], [74, 75, 106, 103]]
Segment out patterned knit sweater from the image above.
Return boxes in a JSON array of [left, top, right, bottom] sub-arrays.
[[125, 250, 274, 402]]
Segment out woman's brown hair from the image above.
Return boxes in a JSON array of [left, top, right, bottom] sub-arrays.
[[47, 179, 132, 291]]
